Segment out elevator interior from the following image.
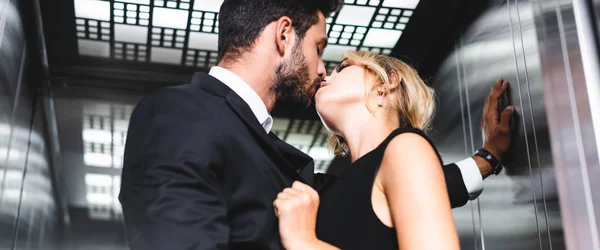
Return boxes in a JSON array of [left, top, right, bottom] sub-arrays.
[[1, 0, 600, 249]]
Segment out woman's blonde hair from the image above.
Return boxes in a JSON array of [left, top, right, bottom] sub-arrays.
[[328, 50, 436, 156]]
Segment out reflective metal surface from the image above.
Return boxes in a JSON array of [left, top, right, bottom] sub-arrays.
[[0, 0, 60, 249], [534, 0, 600, 249], [431, 1, 567, 249]]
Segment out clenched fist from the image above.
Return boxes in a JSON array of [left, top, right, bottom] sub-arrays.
[[273, 181, 320, 250]]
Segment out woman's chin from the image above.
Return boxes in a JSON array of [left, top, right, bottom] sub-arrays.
[[314, 92, 325, 107]]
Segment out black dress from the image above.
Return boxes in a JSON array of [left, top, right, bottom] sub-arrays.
[[315, 128, 444, 250]]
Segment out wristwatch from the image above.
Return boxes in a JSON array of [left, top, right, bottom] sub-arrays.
[[475, 148, 502, 175]]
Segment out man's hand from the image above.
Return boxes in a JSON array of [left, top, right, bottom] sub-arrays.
[[481, 79, 515, 162]]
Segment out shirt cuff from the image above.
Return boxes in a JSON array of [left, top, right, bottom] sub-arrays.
[[456, 158, 484, 200]]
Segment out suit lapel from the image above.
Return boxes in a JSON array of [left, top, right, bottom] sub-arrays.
[[192, 72, 306, 183], [268, 133, 314, 184], [225, 92, 307, 183]]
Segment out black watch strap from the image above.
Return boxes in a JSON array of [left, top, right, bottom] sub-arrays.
[[475, 148, 502, 175]]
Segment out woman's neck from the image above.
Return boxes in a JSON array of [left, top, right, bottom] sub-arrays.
[[338, 109, 399, 163]]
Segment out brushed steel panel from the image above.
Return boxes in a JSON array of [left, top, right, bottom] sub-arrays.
[[431, 1, 566, 249], [534, 0, 600, 249], [0, 0, 60, 249], [0, 1, 26, 248]]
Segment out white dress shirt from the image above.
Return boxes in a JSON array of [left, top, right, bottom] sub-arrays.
[[209, 66, 273, 133], [455, 158, 484, 199], [208, 66, 484, 199]]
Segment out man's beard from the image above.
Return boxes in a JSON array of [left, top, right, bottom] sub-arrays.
[[270, 43, 321, 107]]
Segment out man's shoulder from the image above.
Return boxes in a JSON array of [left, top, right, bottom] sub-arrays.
[[145, 82, 204, 100], [139, 79, 223, 108]]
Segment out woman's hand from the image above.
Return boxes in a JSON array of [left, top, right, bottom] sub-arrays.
[[273, 181, 320, 250]]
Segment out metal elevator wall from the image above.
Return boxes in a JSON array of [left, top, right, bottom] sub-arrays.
[[0, 0, 60, 249], [429, 0, 600, 249]]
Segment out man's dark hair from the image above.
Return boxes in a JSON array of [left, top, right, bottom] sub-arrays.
[[217, 0, 343, 62]]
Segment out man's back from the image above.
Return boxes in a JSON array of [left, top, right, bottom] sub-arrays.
[[119, 73, 314, 250]]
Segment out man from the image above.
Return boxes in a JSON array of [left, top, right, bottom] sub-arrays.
[[118, 0, 514, 249]]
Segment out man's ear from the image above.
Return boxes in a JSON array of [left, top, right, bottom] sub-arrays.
[[275, 16, 294, 56]]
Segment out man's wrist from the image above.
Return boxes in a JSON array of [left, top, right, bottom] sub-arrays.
[[473, 155, 494, 179], [482, 144, 502, 162]]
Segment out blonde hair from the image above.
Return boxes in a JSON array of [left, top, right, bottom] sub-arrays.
[[328, 51, 436, 156]]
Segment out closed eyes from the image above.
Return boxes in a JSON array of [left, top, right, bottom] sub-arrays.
[[334, 60, 350, 73]]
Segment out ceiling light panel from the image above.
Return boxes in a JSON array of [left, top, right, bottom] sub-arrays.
[[73, 0, 420, 68]]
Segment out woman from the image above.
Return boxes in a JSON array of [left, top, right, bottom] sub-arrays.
[[273, 51, 460, 250]]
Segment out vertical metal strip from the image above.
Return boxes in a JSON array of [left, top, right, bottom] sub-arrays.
[[0, 46, 27, 208], [24, 205, 36, 249], [0, 0, 9, 50], [515, 0, 554, 248], [571, 0, 600, 242], [454, 40, 478, 250], [555, 0, 600, 248], [12, 48, 38, 250], [507, 1, 544, 249], [33, 0, 70, 225], [572, 0, 600, 157], [458, 31, 485, 250]]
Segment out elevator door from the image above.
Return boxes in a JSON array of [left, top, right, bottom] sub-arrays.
[[430, 1, 565, 249]]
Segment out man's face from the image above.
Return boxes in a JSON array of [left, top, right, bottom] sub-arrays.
[[271, 12, 328, 107]]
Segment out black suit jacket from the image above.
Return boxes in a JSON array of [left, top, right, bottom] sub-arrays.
[[119, 73, 469, 250]]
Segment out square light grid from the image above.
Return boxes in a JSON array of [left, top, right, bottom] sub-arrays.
[[82, 102, 132, 220], [153, 0, 191, 10], [279, 119, 336, 173], [85, 173, 123, 220], [184, 49, 219, 68], [151, 27, 186, 48], [343, 0, 382, 6], [113, 2, 151, 25], [76, 18, 111, 41], [73, 0, 421, 70], [190, 11, 219, 33], [372, 7, 412, 29], [114, 42, 147, 61], [328, 24, 367, 47], [82, 103, 133, 169]]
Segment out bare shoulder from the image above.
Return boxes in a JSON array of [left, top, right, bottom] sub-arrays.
[[380, 132, 441, 174]]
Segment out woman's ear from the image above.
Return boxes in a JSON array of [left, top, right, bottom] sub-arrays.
[[375, 83, 387, 95], [373, 72, 401, 94], [387, 72, 401, 92]]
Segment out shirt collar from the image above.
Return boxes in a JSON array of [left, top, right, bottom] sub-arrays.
[[208, 66, 273, 133]]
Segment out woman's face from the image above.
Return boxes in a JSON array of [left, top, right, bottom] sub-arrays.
[[315, 58, 376, 132]]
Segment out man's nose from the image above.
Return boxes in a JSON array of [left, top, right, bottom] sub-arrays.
[[317, 61, 327, 79]]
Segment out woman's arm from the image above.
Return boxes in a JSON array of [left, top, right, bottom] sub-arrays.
[[380, 133, 460, 250], [273, 182, 340, 250]]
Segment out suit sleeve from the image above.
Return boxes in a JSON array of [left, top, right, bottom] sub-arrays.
[[119, 89, 229, 250], [442, 163, 470, 208]]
